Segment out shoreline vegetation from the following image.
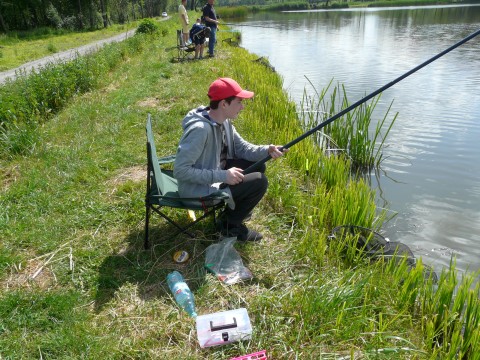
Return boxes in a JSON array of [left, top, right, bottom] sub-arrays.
[[1, 0, 477, 71], [1, 14, 480, 360]]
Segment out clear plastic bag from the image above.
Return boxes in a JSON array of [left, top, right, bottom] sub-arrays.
[[205, 237, 253, 285]]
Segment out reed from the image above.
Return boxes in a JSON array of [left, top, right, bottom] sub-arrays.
[[417, 261, 480, 358], [217, 6, 249, 19], [299, 81, 397, 171]]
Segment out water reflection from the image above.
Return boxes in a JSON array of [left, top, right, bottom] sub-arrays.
[[231, 5, 480, 275]]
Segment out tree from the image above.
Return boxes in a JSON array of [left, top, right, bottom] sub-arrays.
[[0, 0, 9, 32], [77, 0, 84, 29], [99, 0, 108, 27]]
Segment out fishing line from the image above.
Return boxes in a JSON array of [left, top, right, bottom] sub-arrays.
[[243, 27, 480, 174], [224, 22, 313, 32], [223, 22, 362, 38]]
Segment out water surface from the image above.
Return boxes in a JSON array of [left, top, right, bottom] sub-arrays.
[[229, 5, 480, 275]]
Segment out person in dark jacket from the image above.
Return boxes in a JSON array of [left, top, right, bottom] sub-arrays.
[[174, 78, 287, 241], [202, 0, 219, 57]]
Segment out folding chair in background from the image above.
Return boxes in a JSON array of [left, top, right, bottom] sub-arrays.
[[144, 114, 228, 249], [175, 29, 195, 62]]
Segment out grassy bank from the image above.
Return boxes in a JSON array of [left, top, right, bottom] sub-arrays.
[[1, 17, 479, 359]]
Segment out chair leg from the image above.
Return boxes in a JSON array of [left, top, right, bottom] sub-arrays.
[[145, 204, 151, 250], [145, 203, 226, 249], [151, 206, 196, 238]]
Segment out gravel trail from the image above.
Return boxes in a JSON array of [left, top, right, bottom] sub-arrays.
[[0, 29, 136, 85]]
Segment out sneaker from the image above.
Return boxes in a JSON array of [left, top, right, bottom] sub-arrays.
[[221, 223, 263, 242]]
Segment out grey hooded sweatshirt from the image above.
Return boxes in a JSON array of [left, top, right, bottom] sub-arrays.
[[173, 106, 270, 208]]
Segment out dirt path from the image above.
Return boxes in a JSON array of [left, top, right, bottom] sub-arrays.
[[0, 29, 136, 85]]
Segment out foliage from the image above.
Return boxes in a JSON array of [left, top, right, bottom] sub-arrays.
[[45, 3, 64, 29], [0, 0, 171, 32], [135, 18, 159, 34], [216, 6, 249, 19]]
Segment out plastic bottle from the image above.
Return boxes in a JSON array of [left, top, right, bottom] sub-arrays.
[[166, 271, 197, 317]]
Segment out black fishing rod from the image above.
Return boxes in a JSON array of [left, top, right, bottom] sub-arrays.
[[244, 28, 480, 174]]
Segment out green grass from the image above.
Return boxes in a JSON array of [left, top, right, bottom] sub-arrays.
[[1, 16, 479, 359], [0, 22, 140, 71]]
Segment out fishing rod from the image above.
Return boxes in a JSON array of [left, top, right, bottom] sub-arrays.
[[243, 27, 480, 174]]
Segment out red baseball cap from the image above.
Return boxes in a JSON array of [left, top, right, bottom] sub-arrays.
[[207, 78, 254, 101]]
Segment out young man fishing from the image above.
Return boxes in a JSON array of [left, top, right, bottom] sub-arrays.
[[173, 78, 287, 241]]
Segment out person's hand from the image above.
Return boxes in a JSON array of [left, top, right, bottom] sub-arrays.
[[225, 167, 244, 185], [268, 145, 288, 159]]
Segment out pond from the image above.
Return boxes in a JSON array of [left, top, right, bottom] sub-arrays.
[[228, 5, 480, 275]]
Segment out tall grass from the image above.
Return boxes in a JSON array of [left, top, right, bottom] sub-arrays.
[[300, 81, 397, 171], [290, 69, 480, 359], [217, 6, 249, 19], [420, 262, 480, 359]]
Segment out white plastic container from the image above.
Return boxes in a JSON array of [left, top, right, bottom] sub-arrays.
[[196, 308, 252, 348]]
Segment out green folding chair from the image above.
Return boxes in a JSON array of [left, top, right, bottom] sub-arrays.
[[144, 114, 228, 249]]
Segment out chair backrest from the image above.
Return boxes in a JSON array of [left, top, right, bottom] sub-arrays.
[[177, 29, 185, 47], [146, 114, 178, 198]]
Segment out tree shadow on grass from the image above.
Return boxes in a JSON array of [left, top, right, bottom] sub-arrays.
[[93, 220, 220, 313]]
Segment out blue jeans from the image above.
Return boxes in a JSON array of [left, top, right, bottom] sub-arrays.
[[208, 26, 217, 56]]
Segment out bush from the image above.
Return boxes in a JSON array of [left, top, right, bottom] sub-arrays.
[[62, 15, 79, 31], [135, 18, 159, 35]]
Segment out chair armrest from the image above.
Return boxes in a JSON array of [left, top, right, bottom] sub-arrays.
[[154, 191, 229, 201], [158, 154, 176, 165]]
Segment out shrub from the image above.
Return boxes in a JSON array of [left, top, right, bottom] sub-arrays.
[[47, 43, 57, 53], [62, 15, 79, 31], [135, 18, 159, 35]]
